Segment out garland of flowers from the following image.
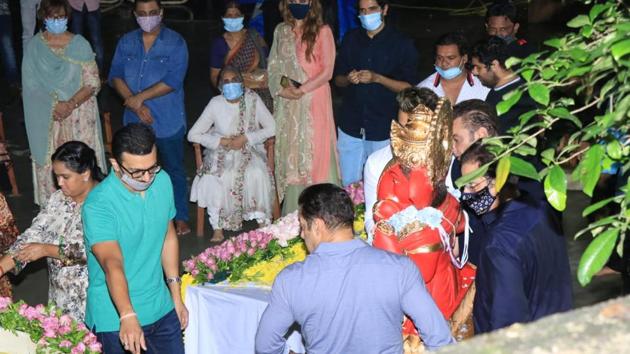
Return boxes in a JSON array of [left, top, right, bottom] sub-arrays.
[[0, 297, 101, 353], [182, 181, 366, 289]]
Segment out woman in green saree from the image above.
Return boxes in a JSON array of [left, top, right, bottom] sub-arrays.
[[22, 0, 106, 206]]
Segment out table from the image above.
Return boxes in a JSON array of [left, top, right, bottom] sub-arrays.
[[185, 284, 305, 354]]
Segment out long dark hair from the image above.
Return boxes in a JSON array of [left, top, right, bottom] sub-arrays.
[[51, 141, 105, 182]]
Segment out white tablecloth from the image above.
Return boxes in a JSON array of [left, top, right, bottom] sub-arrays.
[[185, 284, 305, 354]]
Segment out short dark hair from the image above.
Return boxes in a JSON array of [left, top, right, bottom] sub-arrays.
[[471, 36, 510, 69], [298, 184, 354, 231], [460, 141, 520, 203], [485, 1, 518, 23], [38, 0, 72, 21], [112, 123, 156, 162], [453, 99, 499, 137], [435, 32, 469, 57], [357, 0, 389, 9], [52, 141, 105, 182], [396, 87, 439, 113], [135, 0, 162, 10]]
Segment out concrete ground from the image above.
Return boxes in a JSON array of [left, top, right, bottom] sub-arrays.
[[0, 1, 622, 310]]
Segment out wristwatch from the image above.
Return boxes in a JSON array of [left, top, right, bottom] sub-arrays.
[[166, 276, 182, 285]]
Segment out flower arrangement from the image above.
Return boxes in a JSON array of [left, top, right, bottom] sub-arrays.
[[0, 297, 101, 353], [182, 181, 368, 287]]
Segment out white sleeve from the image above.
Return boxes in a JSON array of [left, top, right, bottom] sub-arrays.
[[187, 101, 222, 150], [245, 95, 276, 145]]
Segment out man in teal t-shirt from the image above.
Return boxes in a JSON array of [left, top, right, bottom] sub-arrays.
[[82, 123, 187, 354]]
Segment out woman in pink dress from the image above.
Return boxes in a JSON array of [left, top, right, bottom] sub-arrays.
[[268, 0, 340, 214]]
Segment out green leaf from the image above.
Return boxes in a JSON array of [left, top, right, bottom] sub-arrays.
[[509, 156, 540, 181], [521, 69, 535, 82], [567, 15, 591, 28], [505, 57, 521, 69], [566, 66, 592, 78], [578, 145, 605, 197], [606, 140, 623, 160], [589, 4, 608, 21], [541, 68, 556, 80], [455, 164, 489, 189], [577, 228, 618, 286], [611, 39, 630, 62], [518, 110, 538, 125], [581, 25, 594, 38], [544, 37, 563, 49], [615, 22, 630, 33], [541, 148, 555, 163], [549, 107, 582, 127], [544, 165, 567, 211], [569, 48, 589, 62], [496, 90, 523, 116], [495, 155, 511, 192], [582, 196, 617, 217], [528, 83, 550, 106], [515, 145, 537, 156]]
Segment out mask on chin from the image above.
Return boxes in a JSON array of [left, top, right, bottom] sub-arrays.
[[435, 62, 463, 80]]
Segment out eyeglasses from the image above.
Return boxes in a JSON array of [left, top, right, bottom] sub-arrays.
[[119, 162, 161, 179]]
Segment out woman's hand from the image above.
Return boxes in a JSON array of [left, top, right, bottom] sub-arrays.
[[229, 135, 248, 150], [278, 87, 304, 100], [53, 101, 74, 121], [15, 243, 55, 263]]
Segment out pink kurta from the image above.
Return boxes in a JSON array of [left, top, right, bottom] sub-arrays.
[[294, 25, 337, 183]]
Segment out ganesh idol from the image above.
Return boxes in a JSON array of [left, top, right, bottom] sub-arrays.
[[372, 88, 476, 345]]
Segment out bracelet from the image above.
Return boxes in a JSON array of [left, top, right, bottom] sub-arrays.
[[119, 312, 137, 322], [166, 276, 181, 285]]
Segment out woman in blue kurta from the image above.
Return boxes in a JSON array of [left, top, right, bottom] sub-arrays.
[[459, 142, 572, 333]]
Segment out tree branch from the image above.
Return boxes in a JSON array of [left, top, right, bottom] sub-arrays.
[[556, 145, 590, 166]]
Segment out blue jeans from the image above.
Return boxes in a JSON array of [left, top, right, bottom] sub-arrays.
[[156, 127, 189, 221], [95, 310, 184, 354], [337, 128, 390, 186], [70, 5, 104, 74], [0, 15, 18, 83]]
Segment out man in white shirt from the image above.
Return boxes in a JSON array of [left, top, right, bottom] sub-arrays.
[[417, 32, 490, 104]]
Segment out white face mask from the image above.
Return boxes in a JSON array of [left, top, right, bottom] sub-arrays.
[[120, 170, 155, 191]]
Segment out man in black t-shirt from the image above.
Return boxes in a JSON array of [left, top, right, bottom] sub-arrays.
[[485, 1, 537, 59], [470, 37, 537, 134]]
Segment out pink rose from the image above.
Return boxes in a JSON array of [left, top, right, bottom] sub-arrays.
[[247, 248, 256, 256], [88, 342, 102, 352], [59, 340, 73, 348], [59, 314, 72, 327], [71, 342, 86, 354], [43, 329, 57, 338], [58, 325, 72, 335], [0, 297, 10, 311]]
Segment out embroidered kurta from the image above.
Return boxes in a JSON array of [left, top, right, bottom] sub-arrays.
[[188, 90, 275, 231], [8, 190, 88, 322]]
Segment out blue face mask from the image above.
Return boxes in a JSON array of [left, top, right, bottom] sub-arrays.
[[358, 12, 383, 31], [223, 17, 244, 32], [222, 82, 244, 101], [288, 3, 310, 20], [45, 18, 68, 34], [435, 59, 464, 80]]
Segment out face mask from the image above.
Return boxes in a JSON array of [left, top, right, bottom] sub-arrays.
[[45, 18, 68, 34], [222, 82, 243, 100], [288, 3, 310, 20], [120, 171, 155, 191], [223, 17, 244, 32], [498, 34, 516, 44], [435, 59, 464, 80], [358, 12, 383, 32], [136, 14, 161, 33], [461, 186, 496, 215]]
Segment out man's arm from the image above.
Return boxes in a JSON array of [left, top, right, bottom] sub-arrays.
[[255, 274, 295, 354], [399, 258, 455, 351], [358, 71, 411, 93], [92, 241, 146, 354], [162, 221, 188, 329]]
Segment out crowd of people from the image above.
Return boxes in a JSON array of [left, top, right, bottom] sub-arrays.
[[0, 0, 583, 352]]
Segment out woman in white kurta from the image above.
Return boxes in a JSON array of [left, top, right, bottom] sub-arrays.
[[188, 66, 276, 241]]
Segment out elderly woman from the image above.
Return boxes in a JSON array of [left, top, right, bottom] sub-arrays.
[[189, 66, 275, 242], [210, 1, 272, 112], [0, 141, 104, 321], [22, 0, 106, 206]]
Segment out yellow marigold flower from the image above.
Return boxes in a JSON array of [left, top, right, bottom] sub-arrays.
[[180, 273, 198, 302]]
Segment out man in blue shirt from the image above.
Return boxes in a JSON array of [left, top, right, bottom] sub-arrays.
[[334, 0, 418, 186], [83, 124, 187, 354], [255, 184, 454, 354], [459, 143, 572, 333], [109, 0, 191, 235]]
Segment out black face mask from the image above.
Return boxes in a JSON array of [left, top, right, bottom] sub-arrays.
[[461, 186, 496, 215], [288, 3, 310, 20]]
